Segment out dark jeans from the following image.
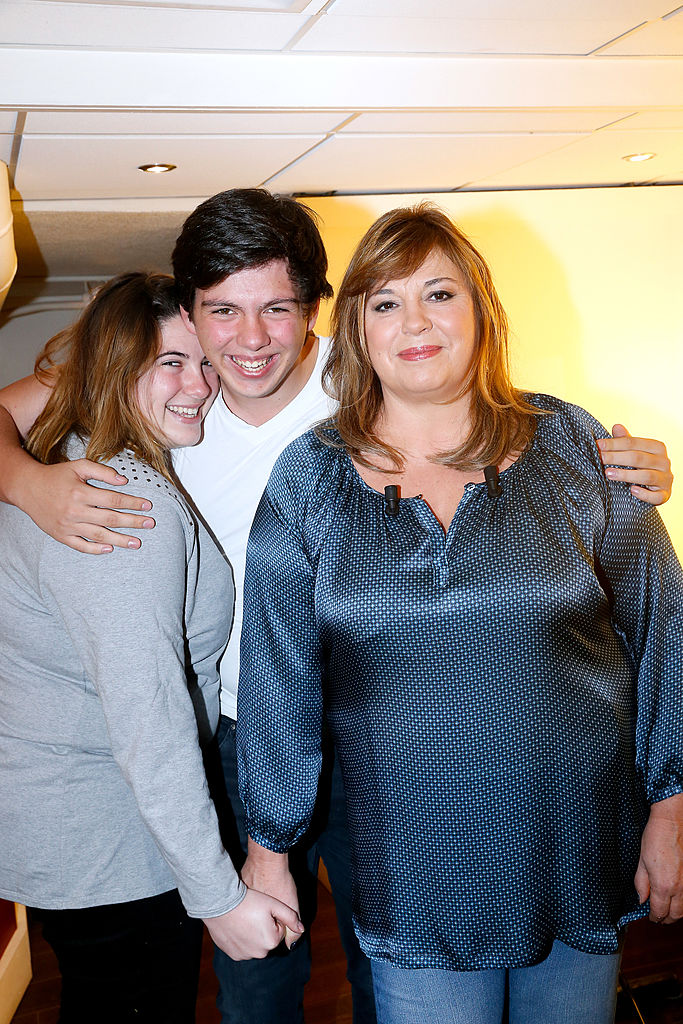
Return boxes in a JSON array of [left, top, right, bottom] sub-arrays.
[[30, 888, 203, 1024], [205, 715, 377, 1024]]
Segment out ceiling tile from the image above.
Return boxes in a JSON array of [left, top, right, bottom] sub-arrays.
[[0, 113, 19, 134], [602, 9, 683, 54], [24, 111, 351, 136], [343, 110, 632, 133], [467, 129, 683, 188], [326, 0, 669, 17], [604, 109, 683, 130], [266, 132, 585, 193], [14, 135, 325, 201], [3, 2, 308, 51], [293, 13, 661, 54]]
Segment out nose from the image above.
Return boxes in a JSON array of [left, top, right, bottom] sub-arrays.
[[238, 313, 270, 351], [401, 300, 432, 336], [183, 363, 213, 400]]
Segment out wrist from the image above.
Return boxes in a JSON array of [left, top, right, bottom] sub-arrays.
[[245, 837, 289, 874], [649, 792, 683, 821], [2, 446, 37, 508]]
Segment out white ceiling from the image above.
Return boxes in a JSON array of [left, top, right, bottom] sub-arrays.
[[0, 0, 682, 300]]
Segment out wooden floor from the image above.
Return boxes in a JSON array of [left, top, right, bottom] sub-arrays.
[[11, 885, 683, 1023]]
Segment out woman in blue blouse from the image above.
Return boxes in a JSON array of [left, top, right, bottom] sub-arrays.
[[236, 205, 683, 1024]]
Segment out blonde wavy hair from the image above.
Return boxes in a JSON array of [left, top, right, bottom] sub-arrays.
[[27, 272, 180, 480], [321, 204, 538, 472]]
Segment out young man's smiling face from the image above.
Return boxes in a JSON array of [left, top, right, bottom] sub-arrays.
[[181, 259, 319, 426]]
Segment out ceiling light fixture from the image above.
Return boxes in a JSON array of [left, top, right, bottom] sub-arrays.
[[138, 163, 177, 174], [621, 153, 656, 163]]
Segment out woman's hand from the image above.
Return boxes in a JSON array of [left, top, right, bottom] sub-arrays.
[[242, 838, 302, 949], [15, 458, 156, 554], [635, 793, 683, 923], [597, 424, 673, 506], [203, 888, 303, 961]]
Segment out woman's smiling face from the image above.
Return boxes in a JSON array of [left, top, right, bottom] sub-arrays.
[[363, 250, 477, 408], [135, 315, 219, 449]]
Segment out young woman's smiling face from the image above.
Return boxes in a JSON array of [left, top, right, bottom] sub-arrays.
[[363, 250, 477, 408], [135, 315, 219, 449]]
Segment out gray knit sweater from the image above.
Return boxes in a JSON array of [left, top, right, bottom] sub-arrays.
[[0, 443, 243, 917]]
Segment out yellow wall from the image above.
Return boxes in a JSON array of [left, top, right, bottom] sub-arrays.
[[305, 187, 683, 556]]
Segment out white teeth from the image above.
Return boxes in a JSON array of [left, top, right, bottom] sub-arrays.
[[231, 356, 271, 370], [167, 405, 200, 418]]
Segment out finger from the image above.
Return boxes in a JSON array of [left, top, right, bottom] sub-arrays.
[[597, 436, 668, 459], [284, 924, 303, 949], [72, 460, 130, 485], [611, 423, 631, 438], [648, 887, 672, 923], [634, 858, 650, 905], [63, 536, 115, 555], [629, 485, 669, 507], [599, 449, 667, 471], [80, 510, 156, 532], [89, 491, 154, 514], [273, 902, 304, 935], [66, 521, 155, 550], [665, 894, 683, 923], [603, 466, 667, 486]]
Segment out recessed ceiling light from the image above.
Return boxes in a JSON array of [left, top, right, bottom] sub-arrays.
[[138, 163, 177, 174], [622, 153, 656, 163]]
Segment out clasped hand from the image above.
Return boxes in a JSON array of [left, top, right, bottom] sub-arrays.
[[204, 885, 303, 962], [635, 793, 683, 924]]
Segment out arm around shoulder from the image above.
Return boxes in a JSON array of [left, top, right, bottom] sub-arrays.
[[0, 376, 158, 551]]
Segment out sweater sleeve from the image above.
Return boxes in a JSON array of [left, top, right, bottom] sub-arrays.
[[39, 491, 245, 918], [236, 463, 325, 852]]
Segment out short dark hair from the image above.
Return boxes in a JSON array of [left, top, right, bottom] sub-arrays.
[[172, 188, 333, 315]]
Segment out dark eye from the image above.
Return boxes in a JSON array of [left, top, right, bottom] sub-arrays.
[[372, 300, 398, 313], [429, 290, 453, 302]]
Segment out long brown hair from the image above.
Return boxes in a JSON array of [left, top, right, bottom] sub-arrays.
[[27, 272, 180, 479], [322, 204, 538, 472]]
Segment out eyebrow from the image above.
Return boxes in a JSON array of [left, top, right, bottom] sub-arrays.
[[156, 349, 189, 359], [200, 296, 301, 311], [369, 276, 458, 299]]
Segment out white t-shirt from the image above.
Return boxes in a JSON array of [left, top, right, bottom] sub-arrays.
[[172, 337, 333, 720]]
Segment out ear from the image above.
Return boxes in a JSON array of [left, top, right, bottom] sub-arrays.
[[306, 300, 320, 333], [179, 305, 197, 335]]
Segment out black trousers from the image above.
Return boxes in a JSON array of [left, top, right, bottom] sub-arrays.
[[30, 889, 203, 1024]]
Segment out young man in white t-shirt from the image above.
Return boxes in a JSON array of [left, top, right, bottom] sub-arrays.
[[168, 190, 377, 1024], [0, 189, 675, 1024]]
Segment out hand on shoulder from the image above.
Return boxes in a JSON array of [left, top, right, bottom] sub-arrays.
[[597, 424, 673, 506]]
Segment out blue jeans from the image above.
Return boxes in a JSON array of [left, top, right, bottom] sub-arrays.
[[370, 940, 622, 1024], [206, 716, 376, 1024]]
